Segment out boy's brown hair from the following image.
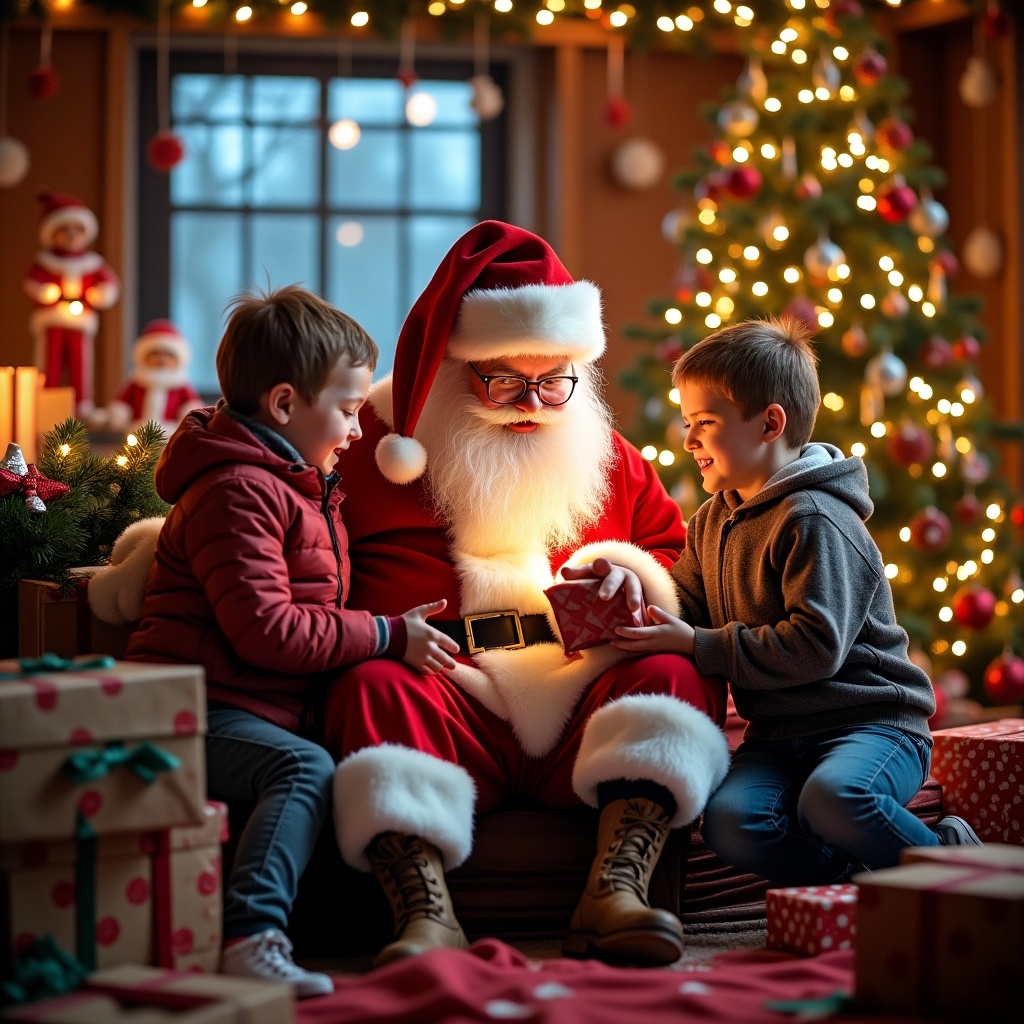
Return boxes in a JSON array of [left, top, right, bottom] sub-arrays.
[[672, 316, 821, 447], [216, 284, 378, 414]]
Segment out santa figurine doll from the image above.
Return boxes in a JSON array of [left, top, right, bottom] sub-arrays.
[[23, 187, 121, 416], [106, 319, 202, 435]]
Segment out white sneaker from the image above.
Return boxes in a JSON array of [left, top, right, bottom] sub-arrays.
[[221, 928, 334, 998]]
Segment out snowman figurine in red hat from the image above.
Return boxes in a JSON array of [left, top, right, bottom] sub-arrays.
[[106, 319, 203, 436], [23, 187, 121, 416]]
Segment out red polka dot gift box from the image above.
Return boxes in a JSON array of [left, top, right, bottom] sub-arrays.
[[929, 718, 1024, 845], [0, 658, 205, 846], [765, 883, 858, 956], [853, 855, 1024, 1019], [0, 801, 227, 973]]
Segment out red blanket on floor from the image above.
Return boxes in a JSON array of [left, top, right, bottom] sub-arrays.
[[295, 939, 932, 1023]]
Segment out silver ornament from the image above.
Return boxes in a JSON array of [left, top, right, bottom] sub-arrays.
[[717, 100, 759, 138], [803, 238, 845, 279], [812, 52, 841, 95], [736, 57, 768, 105], [908, 198, 950, 239], [661, 208, 688, 246], [1, 442, 28, 476], [865, 351, 908, 397], [609, 137, 666, 191], [469, 75, 505, 121]]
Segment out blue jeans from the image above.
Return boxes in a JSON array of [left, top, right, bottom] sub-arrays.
[[700, 724, 935, 885], [206, 704, 336, 941]]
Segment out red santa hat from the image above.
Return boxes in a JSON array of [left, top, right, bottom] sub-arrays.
[[134, 319, 191, 368], [377, 220, 605, 484], [37, 187, 99, 248]]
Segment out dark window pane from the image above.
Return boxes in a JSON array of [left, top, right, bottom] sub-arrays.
[[252, 126, 320, 207], [327, 129, 401, 209], [251, 214, 320, 293], [326, 216, 400, 372], [171, 124, 246, 207], [410, 131, 480, 211], [252, 76, 320, 123], [327, 78, 404, 126], [173, 74, 244, 121], [170, 212, 243, 394]]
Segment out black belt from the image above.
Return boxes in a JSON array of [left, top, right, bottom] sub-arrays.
[[434, 611, 556, 656]]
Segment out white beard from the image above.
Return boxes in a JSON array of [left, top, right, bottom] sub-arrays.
[[133, 364, 188, 389], [415, 359, 616, 563]]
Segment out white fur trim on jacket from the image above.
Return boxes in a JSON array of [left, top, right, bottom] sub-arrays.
[[333, 745, 477, 872], [448, 282, 605, 364], [572, 694, 730, 828], [88, 517, 165, 624]]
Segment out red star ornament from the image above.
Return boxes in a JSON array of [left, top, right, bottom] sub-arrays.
[[0, 461, 70, 512]]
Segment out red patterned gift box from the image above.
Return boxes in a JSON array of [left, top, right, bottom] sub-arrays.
[[765, 883, 857, 956], [853, 859, 1024, 1019], [929, 718, 1024, 845], [2, 961, 292, 1024], [0, 658, 206, 845], [544, 579, 648, 655], [1, 802, 227, 973]]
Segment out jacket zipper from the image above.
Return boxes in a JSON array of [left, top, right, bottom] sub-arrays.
[[322, 475, 343, 609]]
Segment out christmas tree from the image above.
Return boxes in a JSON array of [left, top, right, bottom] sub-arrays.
[[621, 3, 1024, 717]]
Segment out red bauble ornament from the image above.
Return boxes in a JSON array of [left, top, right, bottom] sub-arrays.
[[694, 174, 725, 205], [951, 583, 997, 630], [908, 506, 951, 553], [823, 0, 864, 34], [983, 651, 1024, 704], [146, 131, 186, 172], [930, 250, 959, 278], [655, 338, 683, 365], [981, 5, 1012, 41], [954, 493, 983, 526], [1010, 499, 1024, 529], [876, 118, 913, 151], [920, 335, 953, 370], [853, 48, 887, 86], [783, 297, 819, 335], [604, 95, 632, 129], [795, 173, 822, 200], [952, 334, 981, 361], [929, 681, 948, 728], [397, 69, 418, 90], [888, 422, 934, 467], [28, 65, 60, 100], [725, 164, 762, 198], [876, 183, 917, 223], [708, 140, 732, 166]]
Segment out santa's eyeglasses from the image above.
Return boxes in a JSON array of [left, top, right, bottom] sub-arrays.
[[468, 363, 578, 406]]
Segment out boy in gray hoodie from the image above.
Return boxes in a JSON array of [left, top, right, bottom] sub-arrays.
[[608, 315, 980, 884]]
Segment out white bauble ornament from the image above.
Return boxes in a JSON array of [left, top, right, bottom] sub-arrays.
[[609, 137, 665, 191], [717, 100, 759, 137], [469, 75, 505, 121], [908, 198, 949, 239], [962, 225, 1003, 279], [661, 208, 688, 245], [0, 136, 30, 187], [959, 55, 998, 108], [803, 238, 845, 279], [865, 351, 908, 397]]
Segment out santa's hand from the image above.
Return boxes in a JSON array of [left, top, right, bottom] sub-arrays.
[[401, 599, 461, 675], [611, 604, 695, 656], [561, 556, 644, 613]]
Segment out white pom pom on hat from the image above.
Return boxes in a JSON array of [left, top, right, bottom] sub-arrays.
[[376, 219, 606, 485]]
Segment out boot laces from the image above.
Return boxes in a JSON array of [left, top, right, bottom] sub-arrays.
[[372, 834, 446, 926], [601, 801, 668, 901]]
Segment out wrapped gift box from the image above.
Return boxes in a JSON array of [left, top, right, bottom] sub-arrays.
[[0, 658, 206, 845], [19, 578, 137, 661], [1, 802, 227, 972], [853, 860, 1024, 1018], [901, 842, 1024, 872], [930, 718, 1024, 845], [544, 579, 647, 655], [765, 883, 857, 956], [1, 961, 292, 1023]]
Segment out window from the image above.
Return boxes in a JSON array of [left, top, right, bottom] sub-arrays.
[[138, 50, 506, 394]]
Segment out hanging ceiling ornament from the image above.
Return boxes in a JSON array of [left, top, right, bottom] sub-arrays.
[[963, 226, 1003, 279], [397, 17, 419, 90], [28, 15, 59, 100], [146, 1, 185, 173], [736, 55, 767, 106], [0, 23, 29, 187], [603, 31, 631, 128], [328, 33, 360, 151], [468, 11, 503, 122], [610, 137, 665, 191], [0, 443, 69, 513]]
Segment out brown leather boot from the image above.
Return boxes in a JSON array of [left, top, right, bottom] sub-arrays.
[[563, 797, 684, 966], [367, 832, 469, 968]]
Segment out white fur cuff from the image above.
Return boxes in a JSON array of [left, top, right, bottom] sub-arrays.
[[572, 694, 730, 828], [558, 540, 681, 618], [88, 517, 164, 624], [333, 744, 477, 871]]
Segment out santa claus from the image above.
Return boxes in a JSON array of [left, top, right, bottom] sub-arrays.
[[23, 187, 121, 416], [106, 320, 203, 435], [323, 221, 729, 968]]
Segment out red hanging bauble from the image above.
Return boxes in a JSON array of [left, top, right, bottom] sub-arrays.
[[981, 4, 1012, 41], [852, 48, 887, 87], [655, 337, 683, 365], [951, 583, 997, 630], [724, 164, 762, 198], [397, 68, 418, 90], [952, 334, 982, 362], [28, 65, 60, 100], [147, 131, 186, 172], [783, 296, 819, 335], [920, 335, 954, 370], [888, 421, 934, 468], [953, 493, 983, 526], [930, 250, 959, 278], [694, 173, 725, 206], [603, 94, 632, 129], [983, 651, 1024, 704], [876, 117, 913, 152], [1010, 499, 1024, 529], [795, 173, 823, 201], [908, 506, 951, 553], [876, 182, 917, 223]]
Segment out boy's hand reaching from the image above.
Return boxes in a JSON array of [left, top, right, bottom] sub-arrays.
[[401, 599, 461, 675], [612, 604, 696, 656], [560, 556, 644, 614]]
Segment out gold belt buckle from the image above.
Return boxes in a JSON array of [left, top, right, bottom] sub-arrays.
[[464, 611, 525, 655]]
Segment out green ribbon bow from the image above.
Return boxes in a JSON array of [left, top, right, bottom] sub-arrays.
[[0, 653, 116, 681], [63, 740, 182, 785], [0, 935, 88, 1008]]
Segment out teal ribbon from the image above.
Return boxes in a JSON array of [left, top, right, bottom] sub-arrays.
[[0, 935, 88, 1008], [0, 653, 115, 680], [763, 990, 853, 1017], [73, 812, 98, 972], [63, 741, 182, 785]]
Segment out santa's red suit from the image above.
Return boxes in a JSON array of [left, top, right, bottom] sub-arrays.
[[323, 222, 729, 876]]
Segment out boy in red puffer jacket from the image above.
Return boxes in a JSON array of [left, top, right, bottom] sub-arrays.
[[127, 285, 459, 996]]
